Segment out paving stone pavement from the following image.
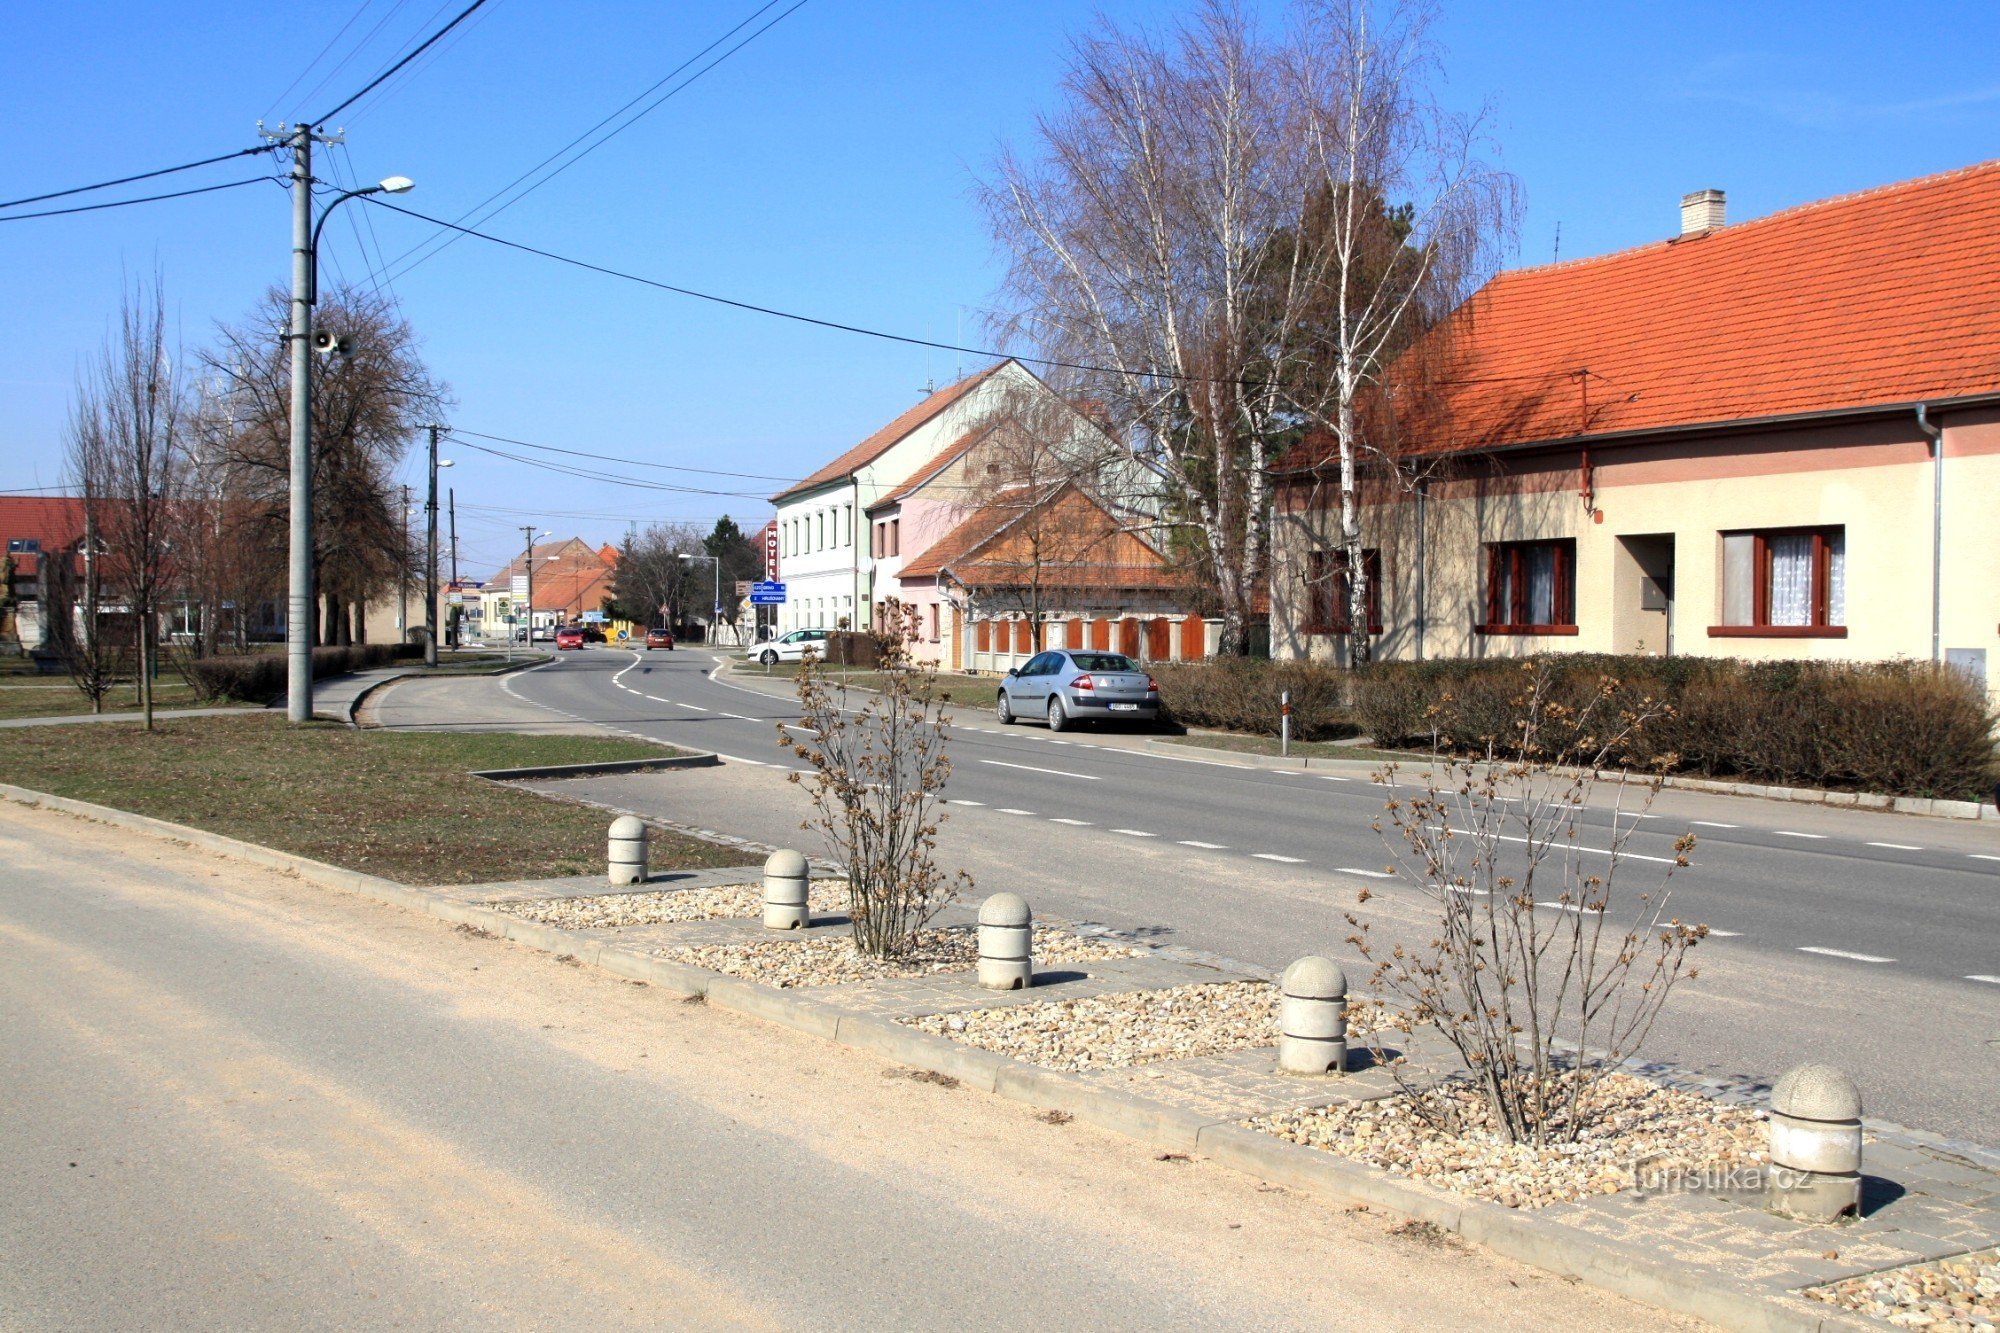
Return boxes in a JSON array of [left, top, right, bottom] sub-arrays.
[[446, 866, 2000, 1328]]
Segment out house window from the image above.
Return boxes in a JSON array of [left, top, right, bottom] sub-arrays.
[[888, 519, 900, 557], [1711, 527, 1846, 638], [6, 538, 40, 554], [843, 505, 853, 546], [1301, 548, 1381, 635], [1480, 539, 1577, 634], [928, 603, 940, 642]]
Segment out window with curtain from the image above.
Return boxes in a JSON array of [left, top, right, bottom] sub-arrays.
[[1481, 540, 1576, 631], [1715, 527, 1844, 632], [1301, 548, 1381, 634]]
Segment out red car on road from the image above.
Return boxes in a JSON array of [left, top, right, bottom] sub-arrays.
[[555, 626, 585, 650], [645, 626, 675, 650]]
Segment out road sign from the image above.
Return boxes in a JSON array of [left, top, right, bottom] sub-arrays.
[[749, 580, 786, 606], [580, 610, 605, 623]]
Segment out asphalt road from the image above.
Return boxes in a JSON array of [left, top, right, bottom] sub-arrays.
[[387, 646, 2000, 1142], [0, 801, 1669, 1331]]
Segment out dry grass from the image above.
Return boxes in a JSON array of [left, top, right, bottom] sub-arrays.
[[0, 712, 742, 884]]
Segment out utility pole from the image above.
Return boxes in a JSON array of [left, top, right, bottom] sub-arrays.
[[521, 525, 538, 650], [283, 122, 315, 722], [400, 483, 412, 641], [447, 485, 458, 647], [424, 423, 441, 666]]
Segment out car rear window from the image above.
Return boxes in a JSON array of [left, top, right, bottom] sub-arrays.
[[1069, 653, 1136, 672]]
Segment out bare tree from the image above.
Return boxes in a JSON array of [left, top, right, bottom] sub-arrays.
[[984, 0, 1514, 659], [62, 280, 191, 728], [781, 609, 970, 956], [612, 522, 707, 629], [1347, 663, 1706, 1146], [203, 284, 446, 645]]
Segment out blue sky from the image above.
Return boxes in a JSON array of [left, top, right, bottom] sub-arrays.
[[3, 1, 1994, 577]]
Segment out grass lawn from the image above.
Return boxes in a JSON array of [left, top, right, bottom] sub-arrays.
[[0, 679, 204, 721], [1156, 731, 1436, 765], [0, 712, 746, 885]]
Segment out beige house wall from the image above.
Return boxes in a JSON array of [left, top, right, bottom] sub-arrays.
[[1273, 407, 2000, 684]]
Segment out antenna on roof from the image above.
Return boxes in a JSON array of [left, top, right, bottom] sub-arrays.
[[1552, 221, 1561, 264], [921, 376, 935, 397]]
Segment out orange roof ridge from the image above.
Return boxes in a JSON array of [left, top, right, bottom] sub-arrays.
[[1506, 157, 2000, 281], [773, 360, 1011, 503]]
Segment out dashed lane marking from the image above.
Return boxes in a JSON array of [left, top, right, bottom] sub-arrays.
[[1178, 840, 1228, 849], [1774, 831, 1827, 840], [1494, 834, 1682, 865], [980, 759, 1100, 780], [1799, 946, 1896, 963], [1336, 868, 1395, 879], [1865, 842, 1923, 851], [948, 800, 985, 807], [1535, 901, 1604, 915], [1968, 975, 2000, 985], [1251, 853, 1306, 863], [1971, 855, 2000, 863], [1707, 929, 1743, 937], [1110, 828, 1158, 838], [1049, 818, 1092, 826], [996, 808, 1038, 816], [1690, 821, 1738, 829]]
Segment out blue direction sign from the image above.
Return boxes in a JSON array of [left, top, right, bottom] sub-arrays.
[[749, 580, 787, 605]]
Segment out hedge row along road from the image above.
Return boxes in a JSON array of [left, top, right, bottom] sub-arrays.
[[376, 646, 2000, 1144]]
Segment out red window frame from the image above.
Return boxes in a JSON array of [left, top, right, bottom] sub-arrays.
[[1478, 539, 1578, 635], [1302, 548, 1383, 635], [1708, 525, 1847, 639]]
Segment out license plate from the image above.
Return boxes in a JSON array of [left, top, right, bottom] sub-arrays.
[[1110, 703, 1139, 712]]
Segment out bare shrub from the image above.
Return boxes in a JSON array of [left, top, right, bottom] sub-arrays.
[[1347, 661, 1707, 1146], [780, 607, 970, 957]]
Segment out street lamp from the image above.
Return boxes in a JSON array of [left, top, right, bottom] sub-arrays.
[[424, 425, 452, 667], [679, 552, 722, 646], [283, 146, 414, 723]]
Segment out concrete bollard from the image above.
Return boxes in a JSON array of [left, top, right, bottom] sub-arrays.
[[1277, 956, 1348, 1075], [977, 893, 1033, 990], [1767, 1063, 1864, 1223], [607, 816, 648, 887], [762, 849, 810, 930]]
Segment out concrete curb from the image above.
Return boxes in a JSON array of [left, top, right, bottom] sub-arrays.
[[1146, 738, 2000, 823], [342, 655, 554, 725], [469, 753, 721, 781], [0, 781, 1910, 1331]]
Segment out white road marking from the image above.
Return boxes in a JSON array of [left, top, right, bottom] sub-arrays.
[[1971, 855, 2000, 863], [1493, 834, 1682, 865], [948, 799, 985, 806], [1445, 885, 1489, 896], [1178, 840, 1229, 849], [1049, 817, 1092, 826], [1337, 867, 1395, 879], [1690, 821, 1738, 829], [996, 808, 1038, 816], [1799, 946, 1896, 963], [1865, 842, 1922, 851], [980, 759, 1100, 780], [1706, 929, 1743, 937], [1535, 901, 1603, 915], [1252, 853, 1306, 863], [1315, 775, 1353, 782], [1774, 831, 1826, 840], [1111, 828, 1158, 838], [1967, 975, 2000, 985]]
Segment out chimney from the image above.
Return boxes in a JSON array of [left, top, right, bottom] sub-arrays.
[[1680, 188, 1725, 236]]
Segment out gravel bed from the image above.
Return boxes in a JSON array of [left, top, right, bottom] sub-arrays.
[[1809, 1248, 2000, 1328], [490, 881, 847, 928], [660, 925, 1138, 988], [902, 981, 1379, 1072], [1249, 1072, 1766, 1209]]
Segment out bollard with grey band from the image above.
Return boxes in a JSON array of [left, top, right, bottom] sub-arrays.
[[1277, 956, 1347, 1074], [607, 815, 649, 887], [977, 892, 1033, 990], [1767, 1063, 1864, 1223], [762, 849, 810, 930]]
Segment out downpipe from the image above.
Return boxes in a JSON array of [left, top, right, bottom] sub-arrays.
[[1915, 404, 1943, 664]]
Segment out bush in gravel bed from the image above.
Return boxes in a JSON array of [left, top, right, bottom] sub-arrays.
[[1148, 660, 1361, 740], [1352, 654, 1996, 800]]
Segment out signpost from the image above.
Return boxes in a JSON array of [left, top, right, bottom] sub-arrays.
[[749, 581, 787, 606]]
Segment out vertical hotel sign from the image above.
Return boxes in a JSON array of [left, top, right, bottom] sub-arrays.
[[764, 521, 779, 579]]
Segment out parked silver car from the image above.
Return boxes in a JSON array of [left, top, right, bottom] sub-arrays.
[[997, 649, 1160, 731]]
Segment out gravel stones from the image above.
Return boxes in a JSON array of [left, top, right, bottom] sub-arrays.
[[1250, 1073, 1766, 1209], [907, 981, 1308, 1072], [1809, 1248, 2000, 1328], [493, 881, 847, 928], [660, 925, 1137, 989]]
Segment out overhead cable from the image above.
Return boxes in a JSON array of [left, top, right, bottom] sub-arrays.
[[446, 426, 800, 482], [313, 0, 491, 124], [0, 145, 276, 211], [0, 176, 277, 222]]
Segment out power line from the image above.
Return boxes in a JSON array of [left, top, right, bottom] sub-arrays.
[[0, 145, 276, 211], [262, 0, 379, 121], [314, 0, 490, 124], [339, 1, 496, 126], [448, 437, 773, 499], [382, 0, 806, 284], [446, 426, 800, 482], [0, 175, 277, 222]]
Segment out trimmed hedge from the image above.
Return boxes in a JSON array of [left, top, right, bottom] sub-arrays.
[[1149, 660, 1363, 741], [1353, 654, 1997, 802], [184, 642, 420, 704]]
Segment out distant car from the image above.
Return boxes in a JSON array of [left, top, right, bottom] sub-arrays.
[[554, 626, 585, 651], [751, 628, 830, 666], [581, 623, 605, 643], [645, 626, 675, 651], [996, 649, 1160, 731]]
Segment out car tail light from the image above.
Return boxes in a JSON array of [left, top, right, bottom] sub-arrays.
[[1071, 673, 1095, 692], [1146, 675, 1160, 692]]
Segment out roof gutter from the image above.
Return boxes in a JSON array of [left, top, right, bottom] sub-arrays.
[[1915, 403, 1944, 664]]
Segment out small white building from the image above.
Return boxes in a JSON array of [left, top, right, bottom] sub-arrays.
[[771, 361, 1051, 634]]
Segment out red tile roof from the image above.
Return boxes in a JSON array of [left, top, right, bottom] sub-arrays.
[[0, 496, 86, 578], [1375, 160, 2000, 457], [900, 484, 1184, 591], [772, 362, 1009, 503]]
